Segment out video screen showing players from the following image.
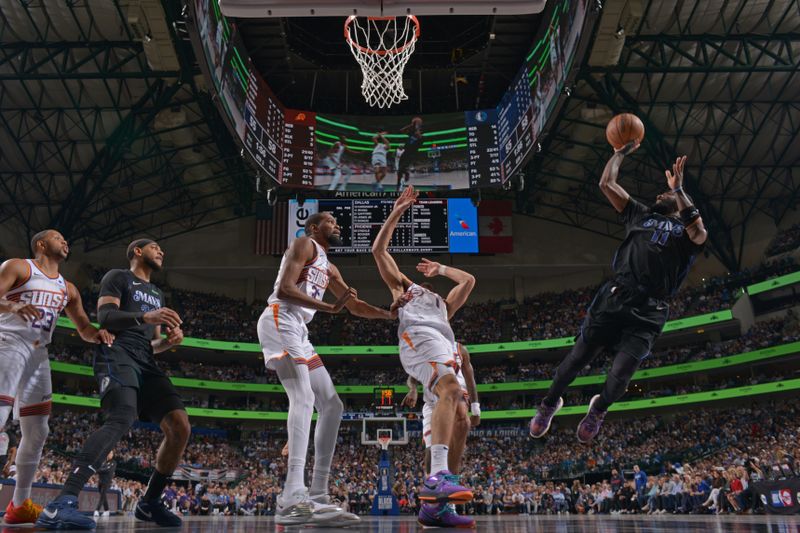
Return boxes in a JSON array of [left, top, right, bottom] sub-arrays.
[[313, 113, 471, 192]]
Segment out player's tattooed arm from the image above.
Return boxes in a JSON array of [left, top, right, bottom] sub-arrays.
[[152, 324, 184, 354], [64, 282, 114, 346], [599, 141, 639, 213], [0, 259, 41, 320], [371, 186, 416, 300], [328, 264, 392, 320], [665, 155, 708, 246]]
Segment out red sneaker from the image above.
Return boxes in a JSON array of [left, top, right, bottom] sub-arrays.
[[4, 498, 43, 526]]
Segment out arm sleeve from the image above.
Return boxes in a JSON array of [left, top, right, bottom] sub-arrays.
[[98, 270, 128, 299], [98, 304, 144, 330], [619, 198, 650, 229]]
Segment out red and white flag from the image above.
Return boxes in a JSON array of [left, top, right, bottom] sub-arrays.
[[254, 202, 288, 255], [478, 200, 513, 253]]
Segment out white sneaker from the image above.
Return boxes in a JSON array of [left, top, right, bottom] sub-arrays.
[[93, 511, 100, 517], [309, 494, 361, 527], [102, 511, 110, 518], [276, 490, 314, 525]]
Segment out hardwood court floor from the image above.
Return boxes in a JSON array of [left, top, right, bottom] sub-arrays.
[[39, 513, 799, 532]]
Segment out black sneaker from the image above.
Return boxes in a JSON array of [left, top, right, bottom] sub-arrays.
[[35, 495, 96, 530], [135, 499, 182, 527]]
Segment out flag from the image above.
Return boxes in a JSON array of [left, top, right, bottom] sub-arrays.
[[478, 200, 513, 253], [254, 201, 288, 255]]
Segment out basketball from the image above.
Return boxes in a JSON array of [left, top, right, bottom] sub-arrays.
[[606, 113, 644, 150]]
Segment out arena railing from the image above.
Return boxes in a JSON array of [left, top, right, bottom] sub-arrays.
[[49, 340, 800, 394], [746, 270, 800, 296], [54, 309, 734, 355], [49, 377, 800, 421]]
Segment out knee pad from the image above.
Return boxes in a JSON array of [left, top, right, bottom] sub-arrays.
[[289, 392, 315, 415], [103, 399, 138, 436], [17, 415, 49, 463], [323, 394, 343, 416]]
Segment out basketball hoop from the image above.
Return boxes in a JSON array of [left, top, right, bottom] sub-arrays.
[[376, 428, 393, 451], [344, 15, 420, 109]]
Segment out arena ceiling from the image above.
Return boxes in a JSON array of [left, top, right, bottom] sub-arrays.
[[522, 0, 800, 271], [0, 0, 798, 271], [0, 0, 252, 252]]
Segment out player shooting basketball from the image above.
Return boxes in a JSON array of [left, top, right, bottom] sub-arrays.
[[530, 143, 708, 443], [396, 117, 423, 190], [371, 185, 477, 528]]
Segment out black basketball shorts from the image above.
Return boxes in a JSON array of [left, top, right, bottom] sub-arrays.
[[93, 344, 185, 424], [579, 281, 669, 361]]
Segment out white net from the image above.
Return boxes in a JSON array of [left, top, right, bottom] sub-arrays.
[[344, 15, 420, 109]]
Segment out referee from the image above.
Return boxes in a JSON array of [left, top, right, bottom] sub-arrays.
[[38, 239, 189, 530], [94, 451, 116, 517], [530, 143, 708, 443]]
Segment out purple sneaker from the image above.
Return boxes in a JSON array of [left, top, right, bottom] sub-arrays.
[[418, 503, 475, 529], [529, 397, 564, 438], [419, 471, 473, 504], [577, 394, 608, 443]]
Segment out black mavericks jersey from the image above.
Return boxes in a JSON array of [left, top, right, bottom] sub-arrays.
[[98, 269, 163, 354], [613, 199, 704, 299]]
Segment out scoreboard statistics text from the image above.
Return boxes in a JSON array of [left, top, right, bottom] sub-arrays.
[[288, 198, 478, 254]]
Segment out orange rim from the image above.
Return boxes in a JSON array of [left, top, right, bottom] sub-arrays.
[[344, 15, 420, 57]]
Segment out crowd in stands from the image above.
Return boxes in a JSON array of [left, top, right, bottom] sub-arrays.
[[43, 360, 797, 415], [3, 401, 796, 517], [765, 223, 800, 257], [73, 258, 796, 347], [50, 312, 800, 396]]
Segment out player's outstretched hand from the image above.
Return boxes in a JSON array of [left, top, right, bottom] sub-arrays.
[[10, 302, 41, 322], [401, 389, 418, 408], [470, 414, 481, 427], [393, 185, 418, 213], [416, 258, 441, 278], [143, 307, 182, 329], [165, 326, 184, 346], [665, 155, 687, 190], [91, 328, 115, 346], [614, 140, 640, 156], [389, 292, 412, 318], [331, 287, 357, 313]]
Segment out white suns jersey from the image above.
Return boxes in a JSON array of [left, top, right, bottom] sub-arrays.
[[331, 142, 345, 165], [0, 259, 69, 346], [268, 240, 330, 324], [372, 140, 387, 157], [398, 283, 455, 341]]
